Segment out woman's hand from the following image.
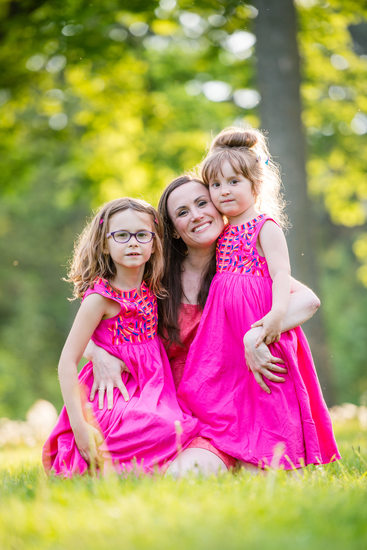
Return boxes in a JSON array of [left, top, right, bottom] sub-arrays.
[[73, 420, 104, 467], [243, 327, 287, 394], [85, 341, 130, 409]]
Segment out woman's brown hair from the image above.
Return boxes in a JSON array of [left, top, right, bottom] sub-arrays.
[[66, 197, 165, 299]]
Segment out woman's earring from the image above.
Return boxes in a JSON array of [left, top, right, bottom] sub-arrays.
[[172, 230, 180, 239]]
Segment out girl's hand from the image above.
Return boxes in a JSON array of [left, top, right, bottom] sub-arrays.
[[243, 327, 287, 394], [73, 421, 104, 467], [87, 343, 130, 410], [251, 310, 283, 346]]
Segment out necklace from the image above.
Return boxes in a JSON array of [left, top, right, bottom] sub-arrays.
[[182, 290, 193, 304]]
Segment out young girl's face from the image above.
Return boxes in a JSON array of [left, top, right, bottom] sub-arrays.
[[106, 209, 155, 272], [167, 181, 224, 250], [208, 160, 256, 224]]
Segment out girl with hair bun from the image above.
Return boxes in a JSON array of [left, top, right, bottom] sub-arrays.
[[177, 127, 340, 471]]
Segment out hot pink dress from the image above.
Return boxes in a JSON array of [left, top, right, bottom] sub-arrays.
[[165, 303, 237, 469], [42, 278, 199, 476], [178, 215, 340, 469]]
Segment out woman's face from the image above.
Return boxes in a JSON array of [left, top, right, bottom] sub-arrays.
[[167, 181, 224, 250]]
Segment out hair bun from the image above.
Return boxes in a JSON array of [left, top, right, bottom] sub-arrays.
[[211, 127, 258, 151]]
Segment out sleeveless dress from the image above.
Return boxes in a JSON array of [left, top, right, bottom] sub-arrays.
[[42, 278, 199, 476], [177, 215, 340, 469]]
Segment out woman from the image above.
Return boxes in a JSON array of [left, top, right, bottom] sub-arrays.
[[86, 175, 320, 475]]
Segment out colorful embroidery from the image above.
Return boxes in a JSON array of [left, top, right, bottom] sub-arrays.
[[93, 278, 158, 345], [216, 215, 271, 277]]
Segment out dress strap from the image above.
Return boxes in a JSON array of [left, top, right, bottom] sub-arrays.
[[83, 278, 123, 304], [251, 215, 278, 245], [83, 278, 150, 321]]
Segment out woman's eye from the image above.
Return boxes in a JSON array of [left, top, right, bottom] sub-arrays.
[[177, 209, 188, 217], [198, 200, 207, 207]]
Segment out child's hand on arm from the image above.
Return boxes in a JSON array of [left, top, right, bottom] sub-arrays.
[[251, 310, 283, 346]]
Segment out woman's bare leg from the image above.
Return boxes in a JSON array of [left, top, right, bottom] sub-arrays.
[[165, 448, 227, 478]]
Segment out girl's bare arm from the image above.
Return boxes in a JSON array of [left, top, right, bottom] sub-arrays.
[[58, 294, 106, 462], [256, 221, 292, 345]]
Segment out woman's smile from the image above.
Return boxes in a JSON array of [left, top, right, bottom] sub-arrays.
[[192, 221, 212, 233]]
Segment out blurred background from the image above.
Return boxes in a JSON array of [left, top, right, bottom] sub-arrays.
[[0, 0, 366, 419]]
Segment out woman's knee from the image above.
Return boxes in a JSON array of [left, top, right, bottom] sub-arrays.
[[165, 448, 227, 478]]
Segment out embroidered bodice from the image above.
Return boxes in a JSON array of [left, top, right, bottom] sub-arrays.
[[87, 277, 158, 345], [216, 215, 271, 277]]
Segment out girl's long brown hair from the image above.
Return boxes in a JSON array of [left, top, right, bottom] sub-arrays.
[[66, 197, 165, 299], [157, 175, 216, 344]]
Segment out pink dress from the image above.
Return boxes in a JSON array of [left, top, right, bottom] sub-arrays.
[[178, 215, 340, 469], [165, 303, 237, 470], [42, 278, 199, 476]]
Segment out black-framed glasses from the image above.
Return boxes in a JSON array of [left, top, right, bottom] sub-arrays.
[[107, 229, 155, 244]]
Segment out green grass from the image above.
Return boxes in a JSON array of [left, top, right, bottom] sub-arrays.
[[1, 420, 366, 550]]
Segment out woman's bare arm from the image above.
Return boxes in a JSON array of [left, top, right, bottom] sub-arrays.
[[251, 278, 320, 344], [283, 278, 320, 330], [245, 278, 320, 392]]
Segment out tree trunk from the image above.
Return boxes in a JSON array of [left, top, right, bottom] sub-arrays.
[[253, 0, 336, 404]]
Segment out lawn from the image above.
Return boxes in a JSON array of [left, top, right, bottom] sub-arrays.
[[0, 419, 366, 550]]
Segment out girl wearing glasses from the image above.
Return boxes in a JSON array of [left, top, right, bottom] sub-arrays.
[[42, 197, 199, 477]]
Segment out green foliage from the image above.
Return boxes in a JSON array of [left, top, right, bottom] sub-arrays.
[[0, 0, 367, 414], [298, 0, 367, 228], [0, 0, 255, 417], [295, 0, 367, 402], [0, 163, 91, 416], [321, 240, 367, 403]]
